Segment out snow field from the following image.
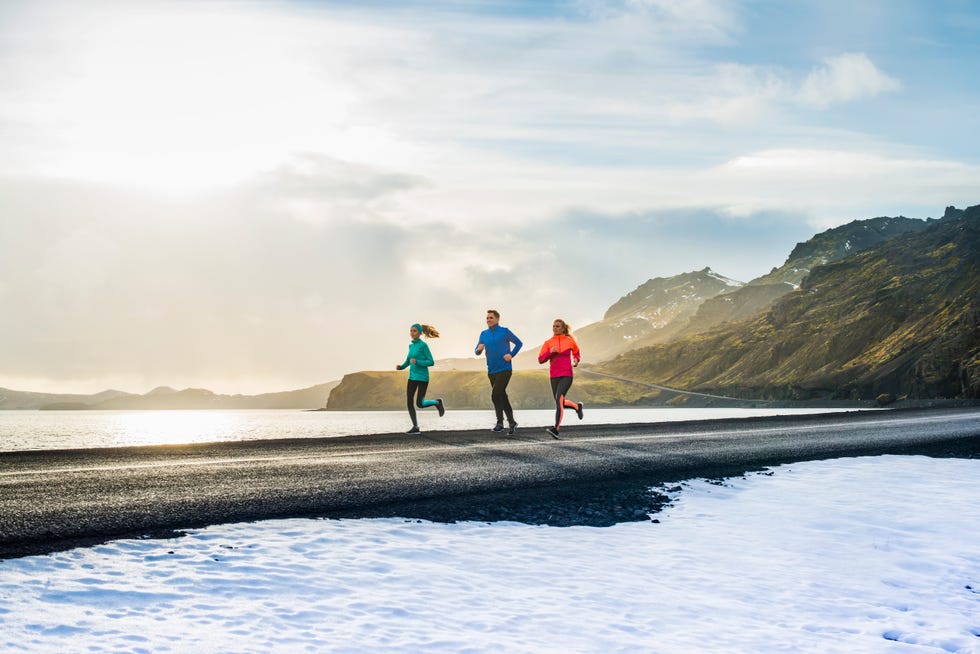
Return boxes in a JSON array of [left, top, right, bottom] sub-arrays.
[[0, 455, 977, 653]]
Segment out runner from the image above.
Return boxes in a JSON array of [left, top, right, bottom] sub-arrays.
[[537, 318, 584, 439], [396, 323, 446, 434], [474, 309, 523, 434]]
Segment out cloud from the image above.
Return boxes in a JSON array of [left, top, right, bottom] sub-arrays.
[[0, 174, 424, 391], [797, 52, 902, 108], [255, 155, 426, 201], [0, 1, 977, 393], [0, 169, 818, 393], [241, 154, 430, 227], [711, 147, 978, 226], [573, 0, 741, 43]]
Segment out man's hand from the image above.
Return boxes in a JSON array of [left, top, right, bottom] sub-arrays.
[[503, 353, 512, 362], [476, 343, 485, 354]]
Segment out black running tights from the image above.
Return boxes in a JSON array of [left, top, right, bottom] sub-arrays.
[[550, 376, 576, 428], [487, 370, 515, 425], [406, 379, 430, 427]]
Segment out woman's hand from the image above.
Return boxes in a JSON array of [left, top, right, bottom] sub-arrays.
[[410, 358, 417, 365]]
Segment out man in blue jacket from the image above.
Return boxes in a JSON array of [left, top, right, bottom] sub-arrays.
[[475, 309, 523, 434]]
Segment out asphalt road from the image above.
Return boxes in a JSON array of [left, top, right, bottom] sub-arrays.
[[2, 407, 978, 559]]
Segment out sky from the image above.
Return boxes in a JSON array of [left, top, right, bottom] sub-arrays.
[[1, 0, 978, 395], [1, 455, 978, 652]]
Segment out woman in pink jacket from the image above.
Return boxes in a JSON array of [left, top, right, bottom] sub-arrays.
[[537, 318, 584, 439]]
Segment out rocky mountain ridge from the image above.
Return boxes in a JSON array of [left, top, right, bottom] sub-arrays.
[[575, 213, 941, 360], [596, 205, 979, 401], [574, 267, 742, 362], [753, 214, 932, 287]]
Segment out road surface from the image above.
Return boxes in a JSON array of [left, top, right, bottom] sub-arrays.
[[1, 407, 978, 558]]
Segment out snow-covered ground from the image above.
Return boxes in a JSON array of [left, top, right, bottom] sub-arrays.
[[2, 455, 978, 653]]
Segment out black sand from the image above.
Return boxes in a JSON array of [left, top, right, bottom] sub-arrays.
[[1, 407, 978, 559]]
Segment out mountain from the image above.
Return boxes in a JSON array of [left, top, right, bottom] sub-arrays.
[[432, 357, 489, 372], [683, 283, 795, 334], [575, 214, 938, 366], [325, 369, 663, 410], [754, 214, 932, 287], [596, 205, 980, 401], [574, 268, 743, 363], [146, 386, 180, 396], [634, 215, 937, 350], [0, 382, 341, 410], [0, 388, 133, 410]]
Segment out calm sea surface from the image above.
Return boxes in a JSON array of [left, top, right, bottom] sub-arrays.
[[0, 408, 860, 452]]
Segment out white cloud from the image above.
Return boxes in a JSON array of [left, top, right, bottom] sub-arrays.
[[797, 52, 902, 108], [711, 147, 977, 227], [0, 1, 427, 193], [242, 154, 430, 227], [575, 0, 741, 43], [658, 62, 789, 124], [0, 1, 976, 393], [0, 172, 815, 393]]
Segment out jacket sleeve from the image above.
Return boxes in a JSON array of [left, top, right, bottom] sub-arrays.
[[571, 338, 581, 363], [474, 331, 485, 356], [508, 329, 523, 357], [398, 351, 411, 370], [538, 341, 552, 364], [415, 342, 435, 368]]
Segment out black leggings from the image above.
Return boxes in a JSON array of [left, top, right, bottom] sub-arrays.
[[406, 379, 435, 427], [487, 370, 515, 425], [550, 376, 578, 428]]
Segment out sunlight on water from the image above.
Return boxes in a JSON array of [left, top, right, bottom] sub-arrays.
[[0, 408, 866, 452], [104, 411, 243, 447]]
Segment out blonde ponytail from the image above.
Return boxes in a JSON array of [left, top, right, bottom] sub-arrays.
[[421, 324, 441, 338]]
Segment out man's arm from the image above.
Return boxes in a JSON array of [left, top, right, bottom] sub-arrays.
[[508, 329, 523, 358]]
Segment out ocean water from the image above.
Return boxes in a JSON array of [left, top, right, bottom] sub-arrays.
[[0, 407, 859, 452]]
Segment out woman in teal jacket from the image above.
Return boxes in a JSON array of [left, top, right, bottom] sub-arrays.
[[396, 323, 446, 433]]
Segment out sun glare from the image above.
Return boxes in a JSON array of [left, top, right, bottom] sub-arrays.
[[107, 410, 241, 447], [30, 5, 365, 194]]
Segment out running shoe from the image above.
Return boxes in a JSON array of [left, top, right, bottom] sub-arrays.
[[437, 398, 446, 417], [507, 423, 518, 435], [405, 426, 421, 434], [576, 402, 584, 420], [545, 426, 560, 439], [492, 423, 504, 433]]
